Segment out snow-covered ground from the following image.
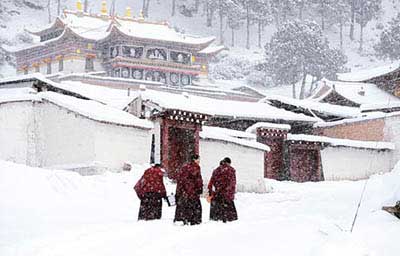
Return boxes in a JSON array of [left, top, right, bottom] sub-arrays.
[[1, 160, 399, 256]]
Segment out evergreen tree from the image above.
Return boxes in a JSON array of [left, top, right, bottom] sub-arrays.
[[252, 0, 272, 48], [355, 0, 382, 52], [265, 20, 347, 99], [227, 0, 245, 47], [374, 13, 400, 60], [331, 0, 351, 50]]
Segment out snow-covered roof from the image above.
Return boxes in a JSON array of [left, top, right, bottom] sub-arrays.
[[338, 61, 400, 82], [0, 94, 39, 104], [198, 45, 226, 55], [0, 73, 44, 84], [138, 89, 317, 122], [311, 79, 400, 106], [23, 10, 215, 48], [0, 85, 153, 129], [262, 94, 361, 118], [200, 126, 269, 151], [245, 122, 291, 133], [287, 134, 395, 150], [39, 91, 153, 129]]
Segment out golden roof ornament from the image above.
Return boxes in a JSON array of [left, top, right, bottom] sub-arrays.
[[76, 0, 83, 12], [125, 7, 132, 18], [101, 0, 108, 16]]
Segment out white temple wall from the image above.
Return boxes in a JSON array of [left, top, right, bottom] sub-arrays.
[[63, 59, 87, 73], [200, 139, 266, 193], [321, 147, 393, 180], [93, 122, 152, 169], [0, 101, 33, 164], [0, 100, 152, 171], [37, 102, 95, 168], [384, 115, 400, 166]]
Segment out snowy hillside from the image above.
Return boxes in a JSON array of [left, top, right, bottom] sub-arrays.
[[0, 0, 399, 81], [0, 160, 399, 256]]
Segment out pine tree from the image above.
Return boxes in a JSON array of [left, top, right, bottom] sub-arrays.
[[331, 0, 351, 50], [252, 0, 272, 48], [374, 13, 400, 60], [265, 20, 347, 99], [355, 0, 382, 52], [227, 0, 245, 47]]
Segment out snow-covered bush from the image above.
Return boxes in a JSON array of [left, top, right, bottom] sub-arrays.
[[209, 49, 265, 81]]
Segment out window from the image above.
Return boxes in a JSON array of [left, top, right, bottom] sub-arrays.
[[146, 48, 167, 61], [58, 59, 64, 72], [85, 57, 94, 71], [46, 62, 52, 74], [35, 65, 40, 73], [23, 68, 28, 75]]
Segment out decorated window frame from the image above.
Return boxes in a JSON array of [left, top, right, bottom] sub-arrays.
[[170, 51, 191, 65], [146, 47, 168, 61], [121, 45, 144, 59]]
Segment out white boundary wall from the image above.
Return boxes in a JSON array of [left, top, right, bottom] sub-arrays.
[[0, 101, 33, 164], [0, 100, 152, 171], [384, 115, 400, 165], [200, 139, 266, 193], [321, 147, 393, 180]]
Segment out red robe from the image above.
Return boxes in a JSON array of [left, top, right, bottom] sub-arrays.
[[134, 166, 166, 199], [176, 162, 203, 199], [134, 166, 167, 220], [208, 163, 236, 201], [174, 161, 203, 225]]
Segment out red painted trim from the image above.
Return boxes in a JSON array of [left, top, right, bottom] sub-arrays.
[[111, 63, 200, 75]]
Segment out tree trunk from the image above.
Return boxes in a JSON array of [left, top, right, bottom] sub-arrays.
[[292, 83, 297, 99], [47, 0, 51, 23], [84, 0, 88, 12], [299, 73, 307, 99], [172, 0, 176, 16], [145, 0, 151, 17], [206, 1, 213, 27], [258, 21, 262, 48], [359, 0, 364, 52], [340, 19, 343, 51], [219, 1, 224, 45], [231, 28, 235, 47], [299, 1, 304, 20], [246, 3, 250, 49], [195, 0, 200, 13], [57, 0, 61, 16], [321, 1, 325, 31], [359, 24, 364, 52], [350, 0, 355, 40]]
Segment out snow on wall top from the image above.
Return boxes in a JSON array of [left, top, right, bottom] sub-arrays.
[[200, 126, 269, 152], [203, 126, 256, 140], [262, 94, 361, 118], [0, 94, 39, 104], [338, 61, 400, 82], [139, 89, 317, 122], [39, 91, 153, 129], [287, 134, 395, 150], [314, 111, 400, 128], [245, 122, 291, 133], [311, 79, 400, 105]]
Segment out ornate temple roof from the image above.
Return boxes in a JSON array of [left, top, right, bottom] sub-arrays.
[[25, 10, 216, 48]]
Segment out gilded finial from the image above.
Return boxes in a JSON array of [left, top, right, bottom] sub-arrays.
[[76, 0, 83, 12], [101, 0, 107, 15], [125, 7, 132, 18]]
